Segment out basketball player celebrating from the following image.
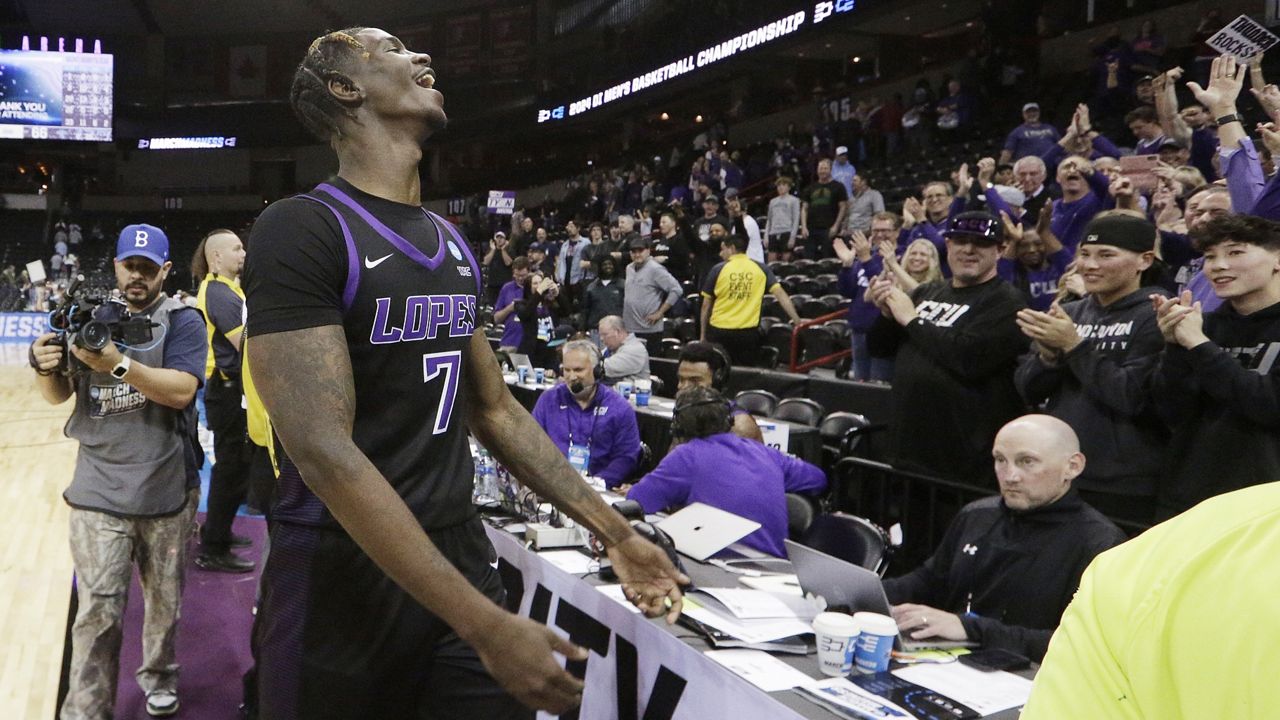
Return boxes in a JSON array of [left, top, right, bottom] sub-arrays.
[[243, 28, 687, 719]]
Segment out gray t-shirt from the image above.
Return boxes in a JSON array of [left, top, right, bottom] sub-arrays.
[[623, 259, 683, 335]]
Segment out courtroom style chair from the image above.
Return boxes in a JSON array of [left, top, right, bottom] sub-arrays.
[[764, 323, 794, 367], [816, 258, 842, 275], [756, 345, 781, 370], [733, 389, 780, 418], [786, 493, 818, 540], [791, 258, 817, 277], [798, 298, 829, 319], [800, 325, 839, 366], [648, 375, 665, 397], [819, 411, 871, 466], [797, 277, 824, 297], [814, 273, 840, 296], [773, 397, 826, 427], [660, 338, 683, 360], [819, 294, 850, 313], [676, 318, 700, 344], [800, 512, 893, 576]]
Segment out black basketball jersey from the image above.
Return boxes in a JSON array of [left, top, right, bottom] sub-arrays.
[[244, 177, 482, 530]]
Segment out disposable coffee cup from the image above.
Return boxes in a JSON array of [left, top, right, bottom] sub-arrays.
[[812, 612, 860, 677], [852, 612, 897, 674], [635, 379, 652, 406], [618, 381, 633, 400], [535, 367, 546, 384], [517, 366, 529, 384]]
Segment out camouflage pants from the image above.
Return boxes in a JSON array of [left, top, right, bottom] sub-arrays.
[[60, 488, 198, 720]]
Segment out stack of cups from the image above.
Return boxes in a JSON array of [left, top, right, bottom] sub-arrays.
[[516, 366, 529, 384], [852, 612, 897, 674], [634, 379, 652, 406], [535, 367, 546, 384], [617, 381, 634, 403], [812, 612, 860, 677]]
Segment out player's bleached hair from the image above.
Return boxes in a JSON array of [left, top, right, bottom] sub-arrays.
[[291, 28, 368, 142]]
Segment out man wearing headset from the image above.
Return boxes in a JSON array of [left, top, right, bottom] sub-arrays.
[[626, 386, 826, 557], [532, 339, 642, 489], [675, 341, 763, 442]]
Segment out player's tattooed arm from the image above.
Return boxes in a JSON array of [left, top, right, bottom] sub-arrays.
[[463, 330, 633, 546], [464, 330, 689, 620], [248, 325, 509, 636]]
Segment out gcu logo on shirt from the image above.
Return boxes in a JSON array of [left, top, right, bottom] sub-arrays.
[[962, 544, 979, 555], [916, 300, 971, 327]]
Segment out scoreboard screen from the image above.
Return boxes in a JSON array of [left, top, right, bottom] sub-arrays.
[[0, 49, 113, 142]]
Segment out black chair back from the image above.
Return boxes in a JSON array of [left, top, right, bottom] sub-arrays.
[[786, 493, 817, 539], [660, 338, 683, 359], [757, 345, 781, 370], [800, 512, 892, 575], [733, 389, 780, 417], [773, 397, 825, 427]]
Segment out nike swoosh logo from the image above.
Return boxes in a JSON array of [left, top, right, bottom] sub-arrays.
[[364, 254, 393, 269]]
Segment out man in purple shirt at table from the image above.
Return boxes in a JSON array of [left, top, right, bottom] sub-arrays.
[[626, 387, 827, 557], [532, 340, 640, 489]]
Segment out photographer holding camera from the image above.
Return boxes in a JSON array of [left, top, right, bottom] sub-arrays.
[[29, 224, 207, 719]]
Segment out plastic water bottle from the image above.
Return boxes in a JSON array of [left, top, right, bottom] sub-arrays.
[[473, 448, 498, 505]]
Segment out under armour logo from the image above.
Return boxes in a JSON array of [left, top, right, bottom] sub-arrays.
[[962, 544, 978, 555], [134, 230, 149, 247]]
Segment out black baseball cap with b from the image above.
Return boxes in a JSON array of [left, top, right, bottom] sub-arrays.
[[944, 211, 1003, 245]]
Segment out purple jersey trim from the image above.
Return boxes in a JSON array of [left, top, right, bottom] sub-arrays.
[[297, 194, 360, 312], [427, 210, 484, 298], [316, 182, 446, 271]]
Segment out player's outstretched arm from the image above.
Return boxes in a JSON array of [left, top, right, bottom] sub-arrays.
[[250, 325, 589, 713], [463, 330, 689, 621]]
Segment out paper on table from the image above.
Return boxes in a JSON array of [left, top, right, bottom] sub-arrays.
[[704, 649, 816, 692], [684, 597, 813, 644], [595, 584, 643, 613], [537, 550, 598, 576], [739, 574, 804, 597], [893, 662, 1033, 715], [695, 587, 799, 620]]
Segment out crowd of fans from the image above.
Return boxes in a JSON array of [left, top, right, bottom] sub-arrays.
[[474, 16, 1280, 536]]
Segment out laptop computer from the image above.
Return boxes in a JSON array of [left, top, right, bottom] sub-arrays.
[[784, 539, 977, 651], [657, 503, 762, 561], [508, 352, 534, 373]]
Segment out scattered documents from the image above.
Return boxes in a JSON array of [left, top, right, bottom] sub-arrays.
[[893, 662, 1032, 715], [704, 649, 815, 692]]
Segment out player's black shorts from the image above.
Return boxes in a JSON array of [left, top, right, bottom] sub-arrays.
[[254, 516, 531, 720], [767, 233, 792, 254]]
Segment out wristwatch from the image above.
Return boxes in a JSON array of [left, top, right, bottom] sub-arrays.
[[1215, 113, 1243, 126], [111, 355, 132, 379]]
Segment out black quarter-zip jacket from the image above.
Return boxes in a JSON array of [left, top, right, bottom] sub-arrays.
[[883, 490, 1127, 661]]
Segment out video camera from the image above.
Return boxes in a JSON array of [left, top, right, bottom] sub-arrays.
[[47, 275, 157, 375]]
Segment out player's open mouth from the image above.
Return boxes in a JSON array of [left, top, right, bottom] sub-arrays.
[[414, 69, 435, 89]]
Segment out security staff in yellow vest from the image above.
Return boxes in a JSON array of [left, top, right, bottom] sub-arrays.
[[700, 229, 801, 365], [192, 229, 255, 573]]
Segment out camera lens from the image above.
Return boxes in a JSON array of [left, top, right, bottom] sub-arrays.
[[79, 320, 112, 351]]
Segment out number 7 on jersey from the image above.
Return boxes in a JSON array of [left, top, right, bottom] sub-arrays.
[[422, 351, 461, 435]]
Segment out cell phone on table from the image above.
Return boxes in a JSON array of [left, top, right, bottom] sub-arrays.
[[957, 648, 1030, 672]]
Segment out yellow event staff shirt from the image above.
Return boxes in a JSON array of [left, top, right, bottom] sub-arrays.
[[1023, 482, 1280, 719], [195, 273, 245, 380], [702, 253, 779, 330]]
